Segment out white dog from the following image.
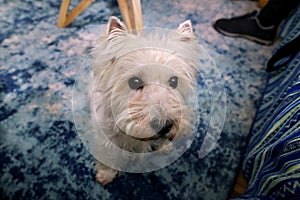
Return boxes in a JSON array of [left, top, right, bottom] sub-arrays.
[[89, 16, 200, 185]]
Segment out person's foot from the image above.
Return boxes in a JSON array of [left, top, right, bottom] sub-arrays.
[[213, 11, 277, 45]]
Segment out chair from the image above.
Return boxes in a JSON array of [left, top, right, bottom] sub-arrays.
[[57, 0, 143, 32]]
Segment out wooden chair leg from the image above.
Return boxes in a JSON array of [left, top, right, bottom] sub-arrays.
[[64, 0, 94, 27], [130, 0, 143, 31], [117, 0, 133, 31], [57, 0, 71, 28], [117, 0, 143, 33], [57, 0, 143, 31], [57, 0, 94, 28]]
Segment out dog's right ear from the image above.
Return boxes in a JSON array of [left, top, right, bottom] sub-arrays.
[[107, 16, 127, 37]]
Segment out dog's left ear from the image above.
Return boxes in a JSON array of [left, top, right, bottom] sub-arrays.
[[177, 20, 196, 41]]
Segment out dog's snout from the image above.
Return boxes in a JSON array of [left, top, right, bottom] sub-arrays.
[[150, 119, 174, 136]]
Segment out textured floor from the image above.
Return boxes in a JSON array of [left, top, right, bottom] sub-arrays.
[[0, 0, 275, 199]]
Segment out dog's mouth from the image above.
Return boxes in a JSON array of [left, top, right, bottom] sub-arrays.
[[129, 133, 174, 141], [127, 130, 176, 142], [123, 119, 176, 141], [130, 134, 163, 141]]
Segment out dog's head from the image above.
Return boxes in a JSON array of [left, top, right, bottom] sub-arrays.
[[92, 17, 200, 142]]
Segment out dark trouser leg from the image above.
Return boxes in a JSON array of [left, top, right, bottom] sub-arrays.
[[258, 0, 300, 27]]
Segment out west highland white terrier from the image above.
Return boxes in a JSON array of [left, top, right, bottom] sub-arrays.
[[89, 16, 200, 185]]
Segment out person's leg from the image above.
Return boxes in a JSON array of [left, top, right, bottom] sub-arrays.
[[258, 0, 300, 27], [213, 0, 300, 45]]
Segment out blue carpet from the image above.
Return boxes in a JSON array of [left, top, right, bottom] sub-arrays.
[[0, 0, 274, 199]]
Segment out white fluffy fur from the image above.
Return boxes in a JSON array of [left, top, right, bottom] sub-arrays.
[[89, 16, 200, 185]]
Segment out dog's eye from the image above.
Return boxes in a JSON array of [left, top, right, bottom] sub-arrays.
[[129, 77, 144, 90], [168, 76, 178, 89]]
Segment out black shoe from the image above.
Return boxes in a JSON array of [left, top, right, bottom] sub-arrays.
[[213, 11, 277, 45]]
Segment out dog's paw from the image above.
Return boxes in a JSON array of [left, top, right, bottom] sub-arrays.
[[96, 168, 118, 185]]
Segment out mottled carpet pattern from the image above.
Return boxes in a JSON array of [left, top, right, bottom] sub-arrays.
[[1, 0, 274, 199]]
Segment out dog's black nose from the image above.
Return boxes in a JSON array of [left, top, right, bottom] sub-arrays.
[[150, 119, 174, 136]]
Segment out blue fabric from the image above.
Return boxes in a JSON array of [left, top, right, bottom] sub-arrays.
[[234, 54, 300, 200], [278, 3, 300, 50], [232, 6, 300, 200]]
